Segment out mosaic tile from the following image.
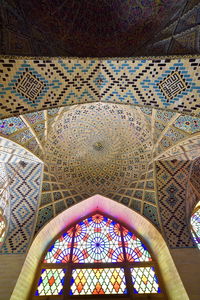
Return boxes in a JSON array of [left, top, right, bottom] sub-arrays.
[[158, 70, 188, 100], [144, 191, 156, 204], [133, 190, 143, 200], [0, 117, 26, 135], [40, 193, 52, 207], [145, 181, 155, 190], [156, 160, 195, 248], [0, 58, 199, 118], [53, 192, 62, 201], [24, 111, 45, 124], [42, 182, 51, 192], [0, 162, 43, 254], [11, 129, 33, 144], [174, 115, 200, 133], [16, 71, 44, 102], [143, 204, 160, 228], [35, 206, 54, 233], [130, 199, 141, 213], [54, 201, 66, 215], [65, 198, 76, 208]]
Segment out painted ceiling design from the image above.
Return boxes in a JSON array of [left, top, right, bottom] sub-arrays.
[[0, 57, 200, 119], [0, 0, 199, 57]]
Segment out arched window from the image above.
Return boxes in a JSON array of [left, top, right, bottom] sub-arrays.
[[191, 201, 200, 249], [32, 213, 164, 299]]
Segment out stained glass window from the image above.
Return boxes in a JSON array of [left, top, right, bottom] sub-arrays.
[[44, 227, 74, 263], [72, 214, 124, 263], [35, 213, 162, 297], [70, 268, 127, 295], [191, 202, 200, 250], [131, 267, 160, 294], [122, 227, 152, 262], [0, 209, 6, 246], [35, 269, 66, 296]]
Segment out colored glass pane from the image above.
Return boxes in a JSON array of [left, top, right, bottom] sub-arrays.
[[191, 206, 200, 250], [131, 267, 160, 294], [44, 227, 74, 263], [70, 268, 127, 295], [0, 214, 6, 244], [35, 268, 66, 296], [72, 214, 124, 263], [122, 227, 152, 262]]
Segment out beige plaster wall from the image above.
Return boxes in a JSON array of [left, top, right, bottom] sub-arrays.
[[170, 248, 200, 300], [0, 254, 26, 300]]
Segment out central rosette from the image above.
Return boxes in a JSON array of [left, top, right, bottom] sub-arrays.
[[87, 233, 109, 260]]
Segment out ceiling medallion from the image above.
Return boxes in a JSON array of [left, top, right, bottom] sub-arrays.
[[93, 142, 104, 151]]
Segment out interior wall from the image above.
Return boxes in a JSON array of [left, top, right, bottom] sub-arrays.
[[170, 248, 200, 300], [0, 254, 26, 300]]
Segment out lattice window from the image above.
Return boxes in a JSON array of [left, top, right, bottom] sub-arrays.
[[191, 201, 200, 250], [33, 213, 164, 298]]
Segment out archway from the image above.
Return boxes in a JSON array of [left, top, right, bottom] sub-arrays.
[[11, 195, 188, 300]]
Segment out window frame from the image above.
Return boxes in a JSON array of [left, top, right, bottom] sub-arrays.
[[31, 211, 166, 299]]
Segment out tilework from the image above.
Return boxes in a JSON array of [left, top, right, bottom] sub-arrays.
[[158, 71, 188, 100], [143, 204, 160, 228], [0, 58, 200, 119], [190, 157, 200, 193], [156, 160, 195, 248], [173, 115, 200, 133], [44, 103, 153, 195], [0, 0, 192, 57], [16, 72, 44, 102], [186, 183, 199, 222], [0, 117, 26, 135], [35, 206, 54, 234], [0, 161, 43, 254], [157, 135, 200, 161], [146, 2, 200, 55]]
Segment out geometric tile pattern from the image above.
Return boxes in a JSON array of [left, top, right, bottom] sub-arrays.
[[44, 103, 153, 194], [190, 157, 200, 193], [0, 161, 43, 254], [156, 160, 195, 248], [0, 101, 199, 240], [16, 72, 44, 102], [158, 70, 188, 100], [0, 0, 199, 57], [0, 57, 199, 119]]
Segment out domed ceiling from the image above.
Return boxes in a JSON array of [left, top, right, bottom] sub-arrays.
[[45, 103, 152, 194], [1, 0, 199, 56]]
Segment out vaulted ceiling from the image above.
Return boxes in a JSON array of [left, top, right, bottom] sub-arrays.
[[0, 0, 200, 57]]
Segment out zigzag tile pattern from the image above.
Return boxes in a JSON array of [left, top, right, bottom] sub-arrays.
[[0, 57, 199, 119], [0, 161, 43, 253], [156, 160, 195, 248]]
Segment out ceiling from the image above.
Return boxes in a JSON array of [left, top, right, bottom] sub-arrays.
[[0, 0, 200, 57], [45, 103, 153, 193]]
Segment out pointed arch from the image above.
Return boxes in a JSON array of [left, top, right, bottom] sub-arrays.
[[11, 195, 188, 300]]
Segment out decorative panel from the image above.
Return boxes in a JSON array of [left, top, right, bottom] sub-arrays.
[[35, 268, 66, 296], [122, 228, 152, 262], [70, 268, 127, 295], [72, 214, 124, 263], [44, 228, 74, 263], [131, 267, 161, 294], [0, 58, 199, 118]]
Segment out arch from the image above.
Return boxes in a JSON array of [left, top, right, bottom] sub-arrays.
[[191, 201, 200, 249], [11, 195, 189, 300]]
